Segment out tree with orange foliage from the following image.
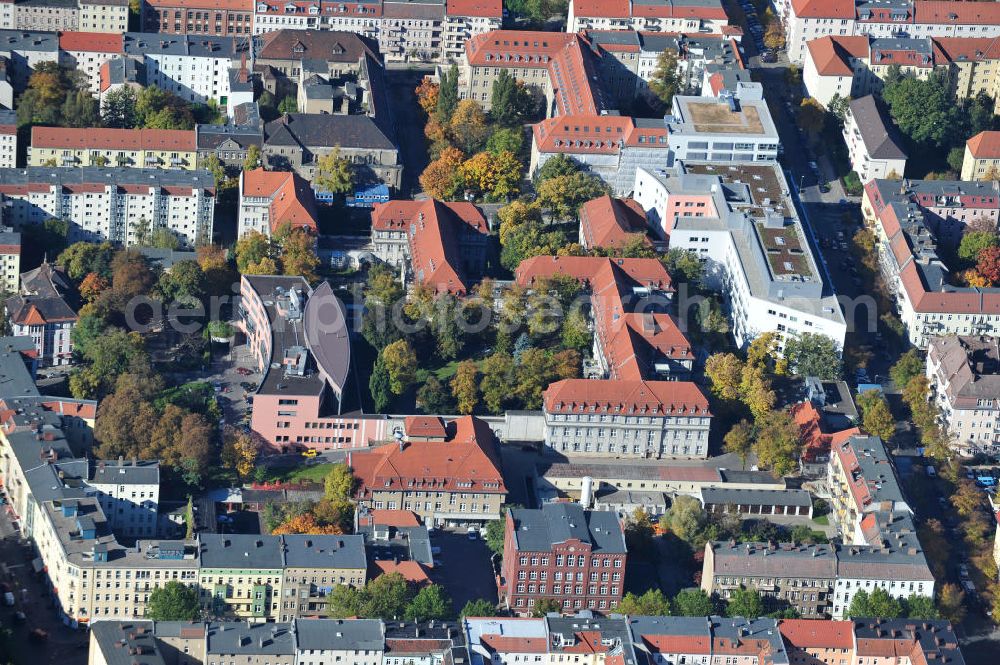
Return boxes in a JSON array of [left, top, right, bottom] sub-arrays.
[[415, 77, 439, 115], [977, 246, 1000, 285], [963, 269, 990, 288], [420, 147, 464, 199], [79, 272, 109, 303], [271, 513, 343, 535]]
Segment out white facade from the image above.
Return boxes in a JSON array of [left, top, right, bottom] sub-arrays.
[[10, 319, 73, 365], [0, 125, 16, 168], [634, 165, 847, 353], [0, 168, 215, 248], [87, 460, 161, 538], [543, 408, 712, 459], [831, 575, 934, 620], [666, 95, 781, 165], [566, 0, 729, 34], [842, 99, 906, 182]]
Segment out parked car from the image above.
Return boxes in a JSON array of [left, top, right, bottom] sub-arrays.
[[761, 50, 777, 63], [301, 449, 319, 458], [3, 591, 13, 606], [467, 527, 478, 540]]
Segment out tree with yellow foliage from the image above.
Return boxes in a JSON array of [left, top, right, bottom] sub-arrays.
[[451, 360, 479, 414], [272, 513, 343, 535], [460, 150, 522, 200]]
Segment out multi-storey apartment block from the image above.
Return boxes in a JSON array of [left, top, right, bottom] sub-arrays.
[[88, 459, 161, 538], [370, 199, 489, 295], [0, 167, 216, 247], [927, 335, 1000, 455], [779, 0, 1000, 64], [804, 35, 1000, 108], [199, 533, 367, 620], [251, 0, 502, 64], [962, 131, 1000, 181], [142, 0, 254, 35], [665, 93, 781, 164], [5, 262, 76, 366], [0, 227, 20, 294], [0, 0, 128, 32], [634, 161, 847, 352], [0, 109, 17, 168], [863, 177, 1000, 348], [58, 31, 123, 94], [499, 503, 627, 615], [827, 434, 911, 544], [566, 0, 729, 34], [238, 168, 319, 238], [349, 415, 507, 527], [842, 95, 906, 182], [29, 127, 198, 170]]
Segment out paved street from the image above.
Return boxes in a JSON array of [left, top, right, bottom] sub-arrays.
[[0, 492, 88, 665]]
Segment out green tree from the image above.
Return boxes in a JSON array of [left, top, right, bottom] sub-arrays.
[[797, 98, 826, 139], [783, 333, 842, 379], [416, 376, 455, 414], [147, 581, 200, 620], [856, 389, 896, 441], [363, 572, 412, 619], [481, 352, 516, 414], [326, 584, 364, 618], [315, 148, 354, 195], [883, 70, 963, 150], [752, 410, 801, 476], [491, 69, 535, 126], [484, 514, 507, 555], [62, 89, 100, 128], [937, 583, 966, 624], [370, 355, 392, 412], [486, 127, 524, 156], [662, 248, 704, 286], [184, 496, 194, 540], [659, 495, 706, 542], [726, 587, 764, 619], [890, 349, 924, 389], [535, 154, 579, 182], [243, 144, 262, 171], [235, 231, 274, 273], [903, 594, 940, 619], [383, 339, 418, 395], [724, 419, 755, 469], [532, 598, 563, 617], [405, 584, 453, 621], [259, 91, 278, 122], [672, 589, 715, 616], [847, 588, 902, 619], [460, 598, 498, 618], [648, 50, 681, 108], [102, 86, 138, 128], [157, 259, 206, 303], [437, 64, 459, 122], [537, 172, 610, 220], [617, 589, 672, 616], [958, 230, 998, 263], [278, 95, 298, 115], [324, 463, 356, 502], [57, 241, 116, 281]]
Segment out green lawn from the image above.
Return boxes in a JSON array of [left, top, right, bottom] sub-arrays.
[[263, 463, 334, 485], [417, 359, 485, 383], [812, 514, 829, 525]]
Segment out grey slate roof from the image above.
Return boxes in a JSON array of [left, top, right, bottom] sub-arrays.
[[700, 487, 812, 508], [848, 96, 907, 161], [509, 503, 626, 554], [294, 618, 384, 651], [91, 622, 165, 665], [264, 114, 395, 151], [123, 33, 244, 59], [206, 622, 295, 655], [0, 30, 59, 54], [0, 110, 16, 127], [196, 124, 263, 152], [281, 534, 367, 569], [103, 56, 144, 88], [0, 167, 216, 191], [90, 460, 160, 486], [199, 534, 284, 569]]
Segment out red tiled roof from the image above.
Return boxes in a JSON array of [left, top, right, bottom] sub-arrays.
[[967, 131, 1000, 160], [779, 619, 853, 649], [58, 32, 123, 53], [640, 635, 711, 655], [371, 199, 487, 296], [369, 509, 421, 527], [932, 37, 1000, 64], [241, 169, 318, 234], [579, 195, 651, 250], [372, 560, 430, 584], [145, 0, 251, 8], [630, 1, 726, 19], [350, 416, 506, 496], [479, 634, 549, 653], [31, 127, 196, 151], [403, 415, 447, 440], [914, 1, 1000, 25], [572, 0, 629, 18], [806, 36, 869, 76], [39, 400, 96, 419], [791, 0, 854, 19], [544, 378, 709, 416], [446, 0, 501, 17]]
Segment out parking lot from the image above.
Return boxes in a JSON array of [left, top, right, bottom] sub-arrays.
[[426, 530, 499, 612]]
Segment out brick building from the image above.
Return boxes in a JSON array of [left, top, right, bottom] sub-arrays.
[[142, 0, 254, 35], [499, 503, 627, 615]]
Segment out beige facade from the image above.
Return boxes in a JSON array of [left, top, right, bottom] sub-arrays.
[[3, 0, 127, 32], [278, 565, 366, 622], [29, 135, 198, 171], [80, 0, 128, 31], [363, 487, 504, 526]]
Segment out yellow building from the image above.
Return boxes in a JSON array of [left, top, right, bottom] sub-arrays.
[[962, 131, 1000, 181], [29, 127, 198, 170]]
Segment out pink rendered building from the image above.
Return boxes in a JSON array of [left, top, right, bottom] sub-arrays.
[[237, 274, 388, 452]]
